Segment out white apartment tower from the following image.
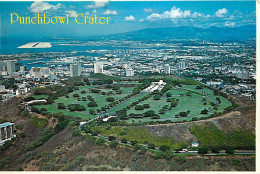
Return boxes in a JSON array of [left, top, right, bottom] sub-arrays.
[[164, 64, 170, 74], [6, 60, 16, 75], [179, 61, 186, 70], [126, 69, 134, 76], [70, 63, 81, 77], [94, 62, 103, 74]]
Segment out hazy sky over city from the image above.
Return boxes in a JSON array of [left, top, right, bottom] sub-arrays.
[[0, 1, 256, 37]]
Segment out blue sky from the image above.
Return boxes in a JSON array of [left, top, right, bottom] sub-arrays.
[[0, 1, 256, 37]]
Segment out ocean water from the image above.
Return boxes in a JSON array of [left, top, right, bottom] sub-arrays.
[[0, 36, 151, 68]]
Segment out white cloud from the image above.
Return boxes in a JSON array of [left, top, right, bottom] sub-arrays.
[[139, 19, 144, 22], [93, 9, 97, 14], [86, 1, 109, 9], [146, 13, 161, 21], [215, 8, 228, 18], [125, 15, 135, 21], [144, 8, 153, 13], [205, 15, 211, 18], [103, 10, 118, 15], [66, 10, 77, 17], [146, 6, 204, 21], [225, 21, 235, 27], [29, 1, 63, 13], [85, 11, 90, 15]]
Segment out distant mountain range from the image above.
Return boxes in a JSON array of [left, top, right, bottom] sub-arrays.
[[99, 25, 256, 41]]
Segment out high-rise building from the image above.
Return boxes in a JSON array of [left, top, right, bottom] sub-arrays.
[[123, 63, 130, 69], [126, 69, 134, 76], [70, 63, 81, 77], [94, 62, 103, 74], [0, 62, 6, 72], [20, 66, 26, 73], [164, 64, 170, 74], [6, 60, 16, 75], [41, 67, 50, 77], [31, 67, 41, 79], [179, 61, 186, 70]]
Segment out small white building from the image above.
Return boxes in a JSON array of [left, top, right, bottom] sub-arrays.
[[144, 80, 166, 92], [191, 142, 199, 147], [103, 116, 116, 122]]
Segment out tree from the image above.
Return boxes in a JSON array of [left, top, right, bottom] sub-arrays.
[[88, 101, 98, 107], [24, 96, 35, 102], [57, 103, 66, 109], [153, 95, 161, 100], [151, 114, 160, 119], [211, 147, 220, 153], [171, 101, 178, 107], [89, 109, 96, 115], [110, 140, 118, 148], [73, 94, 79, 98], [106, 97, 115, 102], [75, 104, 86, 111], [83, 78, 91, 85], [81, 90, 86, 94], [179, 111, 188, 117], [68, 104, 86, 111], [143, 104, 150, 109], [201, 109, 208, 114], [117, 110, 128, 120], [198, 148, 208, 155], [159, 145, 170, 152], [95, 138, 106, 146], [144, 110, 155, 117], [108, 135, 116, 141], [225, 147, 235, 155], [135, 105, 144, 110], [166, 92, 172, 97]]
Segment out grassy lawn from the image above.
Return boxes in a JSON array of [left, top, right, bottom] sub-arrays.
[[34, 104, 95, 119], [33, 84, 232, 122], [107, 92, 148, 113], [35, 86, 134, 119], [55, 86, 134, 110], [124, 85, 232, 122]]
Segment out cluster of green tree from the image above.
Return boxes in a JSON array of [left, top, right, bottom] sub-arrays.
[[223, 101, 239, 113], [0, 78, 18, 90], [200, 109, 209, 114], [134, 104, 150, 110], [106, 97, 115, 102], [67, 104, 86, 111], [57, 103, 66, 109], [175, 110, 190, 118]]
